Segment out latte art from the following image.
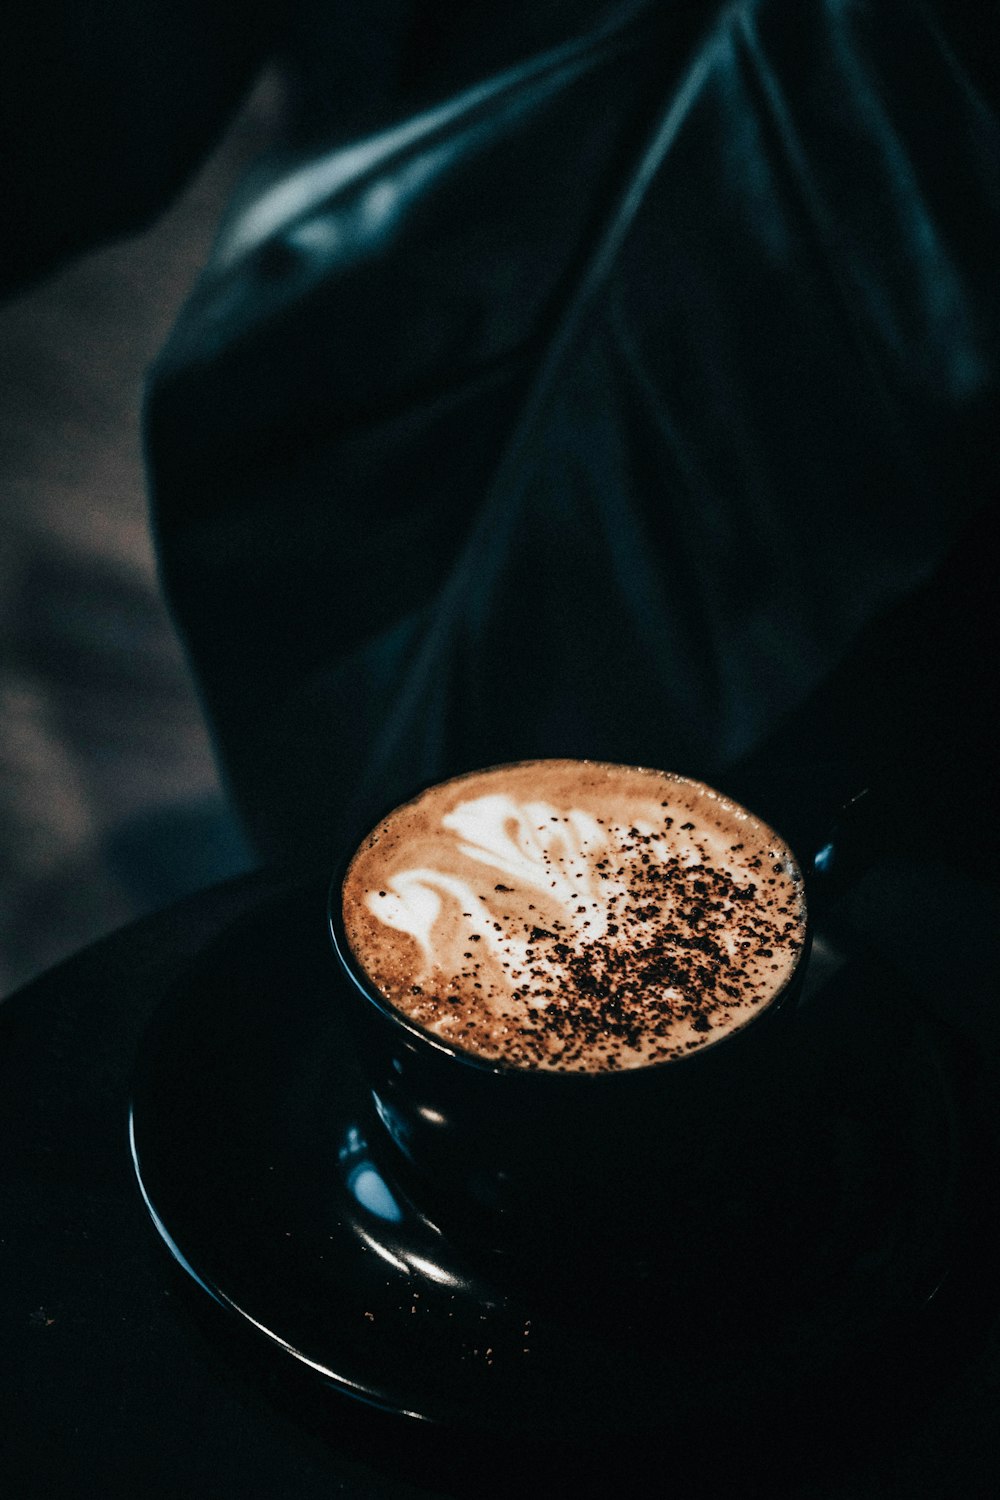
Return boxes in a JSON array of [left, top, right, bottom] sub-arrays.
[[342, 762, 807, 1072]]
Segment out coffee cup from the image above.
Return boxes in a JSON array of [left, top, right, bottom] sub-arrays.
[[328, 759, 811, 1292]]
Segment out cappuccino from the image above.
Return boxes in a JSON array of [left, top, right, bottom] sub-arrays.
[[342, 761, 807, 1073]]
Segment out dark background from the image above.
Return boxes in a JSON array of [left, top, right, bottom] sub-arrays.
[[0, 73, 282, 996], [1, 4, 997, 1492]]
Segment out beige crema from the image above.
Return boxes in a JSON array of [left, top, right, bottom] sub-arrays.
[[342, 760, 807, 1073]]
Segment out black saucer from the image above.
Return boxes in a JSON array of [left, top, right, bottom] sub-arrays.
[[129, 882, 978, 1441]]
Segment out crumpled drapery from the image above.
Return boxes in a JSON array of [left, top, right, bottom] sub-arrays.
[[138, 0, 998, 862]]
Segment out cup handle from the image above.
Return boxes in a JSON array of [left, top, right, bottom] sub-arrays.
[[807, 785, 879, 920], [807, 780, 994, 1088]]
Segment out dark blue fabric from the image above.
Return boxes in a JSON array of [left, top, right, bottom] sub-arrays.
[[144, 0, 998, 864], [4, 0, 995, 865]]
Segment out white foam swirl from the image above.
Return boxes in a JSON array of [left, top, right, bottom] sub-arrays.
[[367, 868, 505, 966], [443, 794, 606, 910], [364, 794, 615, 970]]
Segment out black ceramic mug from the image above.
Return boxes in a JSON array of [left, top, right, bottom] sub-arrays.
[[328, 762, 816, 1295]]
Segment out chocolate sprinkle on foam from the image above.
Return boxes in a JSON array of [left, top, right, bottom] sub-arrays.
[[342, 761, 807, 1073]]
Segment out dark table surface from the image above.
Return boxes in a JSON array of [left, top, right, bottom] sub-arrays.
[[2, 862, 999, 1499]]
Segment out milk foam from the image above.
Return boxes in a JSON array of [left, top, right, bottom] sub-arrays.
[[367, 793, 609, 957], [342, 762, 807, 1072]]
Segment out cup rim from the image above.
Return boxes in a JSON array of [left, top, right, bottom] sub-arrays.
[[329, 759, 812, 1084]]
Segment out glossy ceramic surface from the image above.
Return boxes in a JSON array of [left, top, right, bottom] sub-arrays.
[[327, 838, 813, 1280], [130, 884, 973, 1438]]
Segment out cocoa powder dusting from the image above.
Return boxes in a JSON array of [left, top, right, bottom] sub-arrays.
[[343, 762, 807, 1074], [373, 818, 802, 1071]]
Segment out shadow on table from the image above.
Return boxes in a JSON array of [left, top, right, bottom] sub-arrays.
[[166, 1157, 998, 1500]]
